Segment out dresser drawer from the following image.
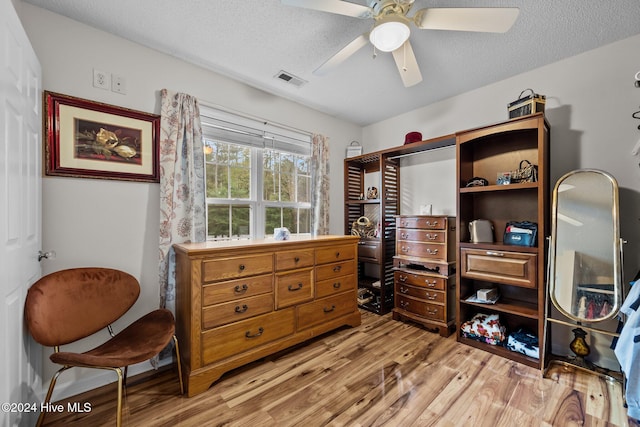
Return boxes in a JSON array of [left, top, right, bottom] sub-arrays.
[[202, 293, 274, 330], [397, 216, 447, 230], [395, 270, 446, 291], [396, 283, 445, 304], [203, 254, 273, 282], [397, 229, 445, 243], [297, 292, 358, 331], [461, 248, 537, 288], [202, 274, 273, 306], [275, 268, 314, 309], [275, 249, 315, 271], [316, 274, 355, 299], [315, 260, 356, 282], [357, 240, 381, 263], [396, 295, 446, 322], [315, 244, 355, 265], [397, 241, 445, 260], [201, 308, 295, 365]]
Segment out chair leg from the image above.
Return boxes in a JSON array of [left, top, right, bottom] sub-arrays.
[[172, 335, 184, 395], [114, 367, 124, 427], [36, 365, 72, 427]]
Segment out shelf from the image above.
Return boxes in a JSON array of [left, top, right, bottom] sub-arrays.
[[346, 199, 381, 204], [458, 242, 539, 254], [358, 275, 382, 290], [457, 336, 540, 368], [459, 182, 538, 194], [460, 296, 539, 319]]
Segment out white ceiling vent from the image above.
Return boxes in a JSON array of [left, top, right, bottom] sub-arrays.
[[274, 70, 307, 88]]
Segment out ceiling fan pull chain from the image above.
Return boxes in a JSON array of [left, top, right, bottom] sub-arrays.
[[402, 42, 407, 72]]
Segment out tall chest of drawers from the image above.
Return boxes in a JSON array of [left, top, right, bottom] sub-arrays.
[[393, 215, 456, 337], [174, 235, 361, 397]]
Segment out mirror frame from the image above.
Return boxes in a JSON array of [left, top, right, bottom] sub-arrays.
[[548, 169, 623, 323]]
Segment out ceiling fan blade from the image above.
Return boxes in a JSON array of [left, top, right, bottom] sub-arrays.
[[414, 8, 519, 33], [281, 0, 372, 18], [314, 33, 369, 76], [391, 40, 422, 87]]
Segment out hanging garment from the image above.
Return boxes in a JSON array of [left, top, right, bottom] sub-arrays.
[[614, 279, 640, 420]]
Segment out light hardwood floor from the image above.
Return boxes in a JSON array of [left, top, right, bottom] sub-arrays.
[[43, 310, 637, 426]]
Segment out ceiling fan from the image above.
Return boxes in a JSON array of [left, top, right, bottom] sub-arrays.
[[281, 0, 519, 87]]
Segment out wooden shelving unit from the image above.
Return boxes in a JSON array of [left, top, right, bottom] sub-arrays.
[[455, 113, 550, 369], [344, 135, 456, 315]]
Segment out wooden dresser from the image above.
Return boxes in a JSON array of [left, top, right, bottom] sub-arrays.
[[393, 215, 456, 337], [173, 235, 361, 397]]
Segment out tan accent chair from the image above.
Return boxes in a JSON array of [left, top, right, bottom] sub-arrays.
[[24, 267, 183, 426]]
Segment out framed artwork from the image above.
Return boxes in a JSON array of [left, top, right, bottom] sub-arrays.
[[44, 91, 160, 182]]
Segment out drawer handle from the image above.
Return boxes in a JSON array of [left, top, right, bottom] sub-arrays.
[[425, 293, 437, 300], [400, 301, 409, 309], [323, 305, 336, 313], [486, 251, 505, 257], [401, 246, 408, 252], [288, 283, 303, 291], [333, 282, 341, 289], [425, 280, 437, 287], [245, 327, 264, 339], [235, 304, 248, 313], [426, 248, 439, 255], [399, 275, 407, 283], [401, 233, 409, 239], [400, 286, 409, 294], [234, 284, 249, 294], [239, 264, 246, 271], [425, 221, 439, 227], [425, 233, 437, 240], [294, 256, 300, 263], [333, 265, 342, 272], [426, 308, 438, 315], [335, 251, 340, 258]]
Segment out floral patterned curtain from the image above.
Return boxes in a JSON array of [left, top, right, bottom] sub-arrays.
[[158, 89, 206, 313], [311, 133, 330, 235]]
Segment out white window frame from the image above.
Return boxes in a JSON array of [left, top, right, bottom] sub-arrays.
[[200, 104, 312, 240]]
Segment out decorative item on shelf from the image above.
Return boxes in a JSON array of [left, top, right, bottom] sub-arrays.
[[469, 219, 494, 243], [366, 186, 378, 199], [357, 288, 375, 305], [496, 172, 511, 185], [508, 88, 546, 119], [351, 216, 376, 238], [503, 221, 538, 247], [404, 131, 422, 145], [510, 160, 538, 183], [465, 176, 488, 187], [346, 140, 363, 158], [273, 227, 291, 241]]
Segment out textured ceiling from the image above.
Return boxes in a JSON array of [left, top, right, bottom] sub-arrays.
[[21, 0, 640, 126]]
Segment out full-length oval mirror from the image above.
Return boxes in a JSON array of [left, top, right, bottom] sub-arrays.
[[549, 169, 623, 322]]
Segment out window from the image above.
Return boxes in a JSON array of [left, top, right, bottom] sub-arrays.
[[200, 106, 311, 240]]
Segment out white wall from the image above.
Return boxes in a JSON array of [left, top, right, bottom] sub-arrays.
[[363, 34, 640, 370], [18, 3, 361, 400]]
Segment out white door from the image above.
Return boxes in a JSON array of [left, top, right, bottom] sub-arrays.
[[0, 0, 43, 426]]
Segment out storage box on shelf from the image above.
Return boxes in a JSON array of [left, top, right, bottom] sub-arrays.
[[174, 235, 361, 397], [455, 113, 549, 369], [393, 215, 456, 337]]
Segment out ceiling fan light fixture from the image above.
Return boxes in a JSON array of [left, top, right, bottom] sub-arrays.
[[369, 16, 410, 52]]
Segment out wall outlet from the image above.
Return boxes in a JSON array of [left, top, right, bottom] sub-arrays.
[[93, 69, 110, 90], [111, 74, 126, 94]]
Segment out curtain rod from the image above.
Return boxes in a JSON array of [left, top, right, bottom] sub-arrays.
[[198, 98, 313, 138]]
